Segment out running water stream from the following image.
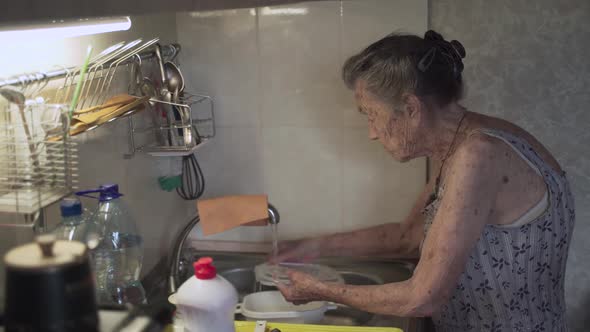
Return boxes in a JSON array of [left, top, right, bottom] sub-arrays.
[[271, 223, 279, 263]]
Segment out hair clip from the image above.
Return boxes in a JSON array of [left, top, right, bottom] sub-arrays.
[[418, 47, 437, 72]]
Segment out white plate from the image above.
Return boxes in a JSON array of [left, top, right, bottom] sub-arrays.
[[255, 262, 344, 286]]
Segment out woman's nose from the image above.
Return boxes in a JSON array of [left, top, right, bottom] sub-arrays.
[[368, 126, 379, 140]]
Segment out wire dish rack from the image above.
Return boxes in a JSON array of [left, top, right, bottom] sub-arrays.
[[0, 102, 77, 214], [126, 91, 215, 158]]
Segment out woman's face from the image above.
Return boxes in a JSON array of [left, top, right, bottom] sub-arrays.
[[354, 82, 422, 162]]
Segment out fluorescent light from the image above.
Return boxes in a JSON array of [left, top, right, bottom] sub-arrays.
[[251, 7, 309, 16], [0, 17, 131, 42], [190, 10, 240, 18]]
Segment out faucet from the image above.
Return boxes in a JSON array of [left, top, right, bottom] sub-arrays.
[[168, 204, 280, 294]]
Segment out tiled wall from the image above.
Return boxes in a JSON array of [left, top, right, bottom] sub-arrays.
[[176, 0, 428, 242], [430, 0, 590, 330]]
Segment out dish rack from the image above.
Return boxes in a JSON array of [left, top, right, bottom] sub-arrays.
[[125, 91, 215, 158], [0, 39, 181, 216], [0, 103, 77, 215]]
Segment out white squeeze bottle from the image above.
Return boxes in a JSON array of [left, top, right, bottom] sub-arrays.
[[175, 257, 238, 332]]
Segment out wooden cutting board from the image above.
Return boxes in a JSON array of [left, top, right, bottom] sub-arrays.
[[69, 95, 147, 136]]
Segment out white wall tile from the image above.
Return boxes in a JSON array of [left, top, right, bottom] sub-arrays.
[[258, 2, 345, 128], [341, 0, 428, 56], [261, 126, 343, 239], [195, 127, 266, 198], [177, 10, 260, 128]]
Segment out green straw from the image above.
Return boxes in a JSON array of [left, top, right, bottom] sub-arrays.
[[69, 45, 93, 120]]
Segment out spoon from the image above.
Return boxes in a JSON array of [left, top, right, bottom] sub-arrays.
[[164, 61, 191, 144]]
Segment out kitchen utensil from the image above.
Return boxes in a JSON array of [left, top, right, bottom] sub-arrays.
[[155, 44, 178, 146], [255, 262, 344, 287], [154, 43, 167, 90], [172, 92, 192, 146], [164, 61, 185, 93], [95, 95, 148, 122], [160, 46, 191, 145], [68, 95, 147, 136], [164, 61, 191, 142], [69, 94, 137, 135], [176, 153, 205, 200], [73, 98, 133, 115], [162, 89, 180, 146], [236, 291, 337, 324], [4, 235, 98, 332]]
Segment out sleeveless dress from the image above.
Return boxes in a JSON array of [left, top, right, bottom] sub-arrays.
[[422, 129, 575, 332]]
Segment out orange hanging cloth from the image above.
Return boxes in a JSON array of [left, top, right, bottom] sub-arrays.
[[197, 195, 269, 236]]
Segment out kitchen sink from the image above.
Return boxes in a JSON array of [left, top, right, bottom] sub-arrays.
[[219, 267, 380, 326], [176, 250, 422, 331]]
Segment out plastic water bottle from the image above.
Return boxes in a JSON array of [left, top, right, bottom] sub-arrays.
[[175, 257, 238, 332], [51, 197, 88, 242], [76, 184, 146, 305]]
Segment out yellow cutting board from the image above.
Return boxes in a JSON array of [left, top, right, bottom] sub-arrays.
[[234, 321, 403, 332]]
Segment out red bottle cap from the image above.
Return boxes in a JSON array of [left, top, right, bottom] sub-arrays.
[[193, 257, 217, 280]]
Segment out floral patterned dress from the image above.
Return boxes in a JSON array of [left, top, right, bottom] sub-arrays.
[[422, 129, 575, 332]]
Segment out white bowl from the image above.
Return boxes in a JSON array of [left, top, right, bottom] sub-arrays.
[[237, 291, 337, 324]]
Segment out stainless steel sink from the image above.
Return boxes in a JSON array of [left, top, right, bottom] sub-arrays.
[[178, 250, 422, 331], [219, 268, 380, 326]]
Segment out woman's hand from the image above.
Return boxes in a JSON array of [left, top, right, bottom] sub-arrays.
[[277, 270, 324, 305], [270, 238, 323, 264]]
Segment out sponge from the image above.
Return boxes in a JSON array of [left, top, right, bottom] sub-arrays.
[[158, 176, 182, 192]]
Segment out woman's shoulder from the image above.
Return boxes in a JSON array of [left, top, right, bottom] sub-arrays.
[[454, 130, 508, 170], [461, 112, 563, 173]]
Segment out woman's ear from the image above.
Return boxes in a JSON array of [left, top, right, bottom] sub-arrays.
[[402, 93, 423, 118]]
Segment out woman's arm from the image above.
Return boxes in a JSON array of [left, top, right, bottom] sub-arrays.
[[273, 180, 434, 262], [280, 134, 505, 316]]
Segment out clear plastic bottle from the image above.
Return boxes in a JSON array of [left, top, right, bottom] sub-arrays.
[[76, 184, 146, 305], [51, 197, 88, 242]]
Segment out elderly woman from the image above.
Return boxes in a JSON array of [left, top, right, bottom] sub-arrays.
[[274, 30, 575, 332]]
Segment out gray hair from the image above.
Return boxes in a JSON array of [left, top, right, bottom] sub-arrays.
[[342, 31, 466, 108]]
